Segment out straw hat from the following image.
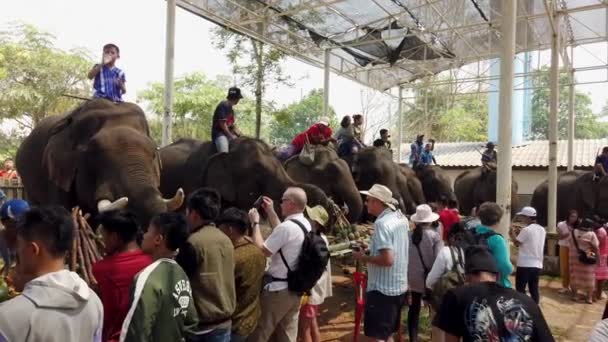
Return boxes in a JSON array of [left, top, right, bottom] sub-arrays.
[[359, 184, 398, 210], [305, 205, 329, 227], [410, 204, 439, 223]]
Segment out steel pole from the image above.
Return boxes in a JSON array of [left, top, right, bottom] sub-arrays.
[[548, 13, 561, 233], [162, 0, 176, 147], [397, 87, 403, 163], [323, 49, 330, 117], [567, 67, 575, 171], [496, 0, 517, 238]]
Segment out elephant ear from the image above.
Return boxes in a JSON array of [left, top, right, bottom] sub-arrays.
[[42, 117, 80, 192], [578, 173, 596, 211], [204, 153, 236, 203]]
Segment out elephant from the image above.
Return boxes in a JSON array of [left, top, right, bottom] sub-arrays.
[[16, 99, 184, 225], [411, 165, 456, 204], [530, 170, 596, 226], [454, 167, 519, 217], [283, 145, 363, 222], [354, 147, 420, 215], [159, 137, 336, 221], [397, 164, 426, 205]]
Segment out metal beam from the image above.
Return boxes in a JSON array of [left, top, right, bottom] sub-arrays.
[[162, 0, 176, 147], [548, 13, 561, 233], [567, 67, 575, 171], [496, 0, 517, 238], [397, 86, 403, 163], [323, 48, 330, 117]]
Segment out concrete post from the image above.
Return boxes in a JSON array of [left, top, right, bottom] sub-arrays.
[[162, 0, 176, 147], [548, 13, 561, 234], [567, 67, 575, 171]]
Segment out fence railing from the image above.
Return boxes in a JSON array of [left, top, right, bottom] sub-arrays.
[[0, 178, 25, 200]]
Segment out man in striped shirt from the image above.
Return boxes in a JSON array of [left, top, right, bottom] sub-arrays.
[[353, 184, 409, 342], [88, 43, 126, 102]]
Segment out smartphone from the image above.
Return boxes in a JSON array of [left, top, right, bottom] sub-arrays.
[[253, 196, 264, 210]]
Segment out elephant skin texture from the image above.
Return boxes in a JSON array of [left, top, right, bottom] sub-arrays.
[[16, 99, 182, 225], [454, 167, 519, 217]]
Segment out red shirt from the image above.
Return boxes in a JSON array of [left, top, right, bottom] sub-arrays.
[[291, 124, 333, 151], [92, 250, 152, 342], [439, 208, 460, 241]]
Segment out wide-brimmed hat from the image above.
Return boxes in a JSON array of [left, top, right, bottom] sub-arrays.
[[306, 205, 329, 227], [318, 116, 330, 126], [359, 184, 397, 210], [410, 204, 439, 223]]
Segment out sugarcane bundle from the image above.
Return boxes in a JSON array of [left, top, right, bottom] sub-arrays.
[[68, 207, 104, 286]]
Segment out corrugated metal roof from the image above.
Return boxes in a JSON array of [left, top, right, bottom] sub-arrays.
[[402, 139, 608, 168]]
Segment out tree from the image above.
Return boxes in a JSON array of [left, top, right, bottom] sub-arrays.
[[531, 67, 608, 139], [0, 23, 92, 129], [268, 89, 337, 145], [211, 27, 293, 138], [138, 72, 272, 145]]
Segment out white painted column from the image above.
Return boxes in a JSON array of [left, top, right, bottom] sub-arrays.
[[323, 49, 330, 117], [496, 0, 517, 238], [567, 67, 575, 171], [162, 0, 176, 147], [397, 87, 403, 163], [548, 13, 561, 233]]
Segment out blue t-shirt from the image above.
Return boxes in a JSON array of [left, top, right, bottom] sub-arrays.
[[596, 155, 608, 172], [93, 65, 125, 102], [419, 150, 434, 165], [409, 142, 423, 165]]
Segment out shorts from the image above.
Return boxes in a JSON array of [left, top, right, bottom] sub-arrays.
[[364, 290, 406, 340], [299, 304, 320, 319]]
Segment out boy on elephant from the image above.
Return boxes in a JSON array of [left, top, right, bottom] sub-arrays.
[[593, 146, 608, 181], [212, 87, 243, 153], [88, 43, 126, 102]]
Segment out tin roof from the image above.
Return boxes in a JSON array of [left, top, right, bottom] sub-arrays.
[[403, 138, 608, 168]]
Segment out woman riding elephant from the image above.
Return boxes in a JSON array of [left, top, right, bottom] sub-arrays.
[[284, 145, 363, 222], [454, 167, 519, 216], [16, 99, 184, 224], [159, 137, 336, 221]]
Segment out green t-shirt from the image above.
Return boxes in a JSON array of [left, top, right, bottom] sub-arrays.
[[120, 258, 198, 342]]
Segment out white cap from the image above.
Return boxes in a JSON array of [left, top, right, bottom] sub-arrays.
[[318, 116, 330, 126], [360, 184, 398, 210], [516, 206, 537, 217]]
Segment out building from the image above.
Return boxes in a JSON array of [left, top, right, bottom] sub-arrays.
[[403, 139, 608, 205]]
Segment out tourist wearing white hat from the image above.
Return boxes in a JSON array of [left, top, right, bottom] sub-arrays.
[[275, 116, 336, 162], [513, 206, 546, 304], [352, 184, 408, 342], [407, 204, 443, 342]]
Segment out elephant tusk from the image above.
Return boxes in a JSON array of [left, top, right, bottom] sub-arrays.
[[164, 188, 184, 211], [97, 197, 129, 212]]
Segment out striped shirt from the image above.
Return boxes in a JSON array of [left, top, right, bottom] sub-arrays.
[[93, 65, 125, 102], [367, 209, 409, 296]]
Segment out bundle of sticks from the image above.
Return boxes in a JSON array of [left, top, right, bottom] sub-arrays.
[[68, 207, 104, 286]]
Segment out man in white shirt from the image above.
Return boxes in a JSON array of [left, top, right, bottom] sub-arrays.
[[513, 206, 546, 304], [249, 187, 311, 342]]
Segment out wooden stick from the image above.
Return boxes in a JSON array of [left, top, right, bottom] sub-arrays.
[[78, 214, 102, 260], [80, 230, 97, 285], [70, 207, 79, 271], [76, 229, 89, 284]]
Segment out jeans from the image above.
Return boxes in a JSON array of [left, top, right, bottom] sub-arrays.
[[276, 144, 297, 162], [214, 135, 230, 153], [516, 267, 541, 304], [188, 328, 231, 342], [230, 332, 247, 342], [407, 291, 423, 342]]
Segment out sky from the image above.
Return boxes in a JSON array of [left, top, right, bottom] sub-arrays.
[[2, 0, 608, 141]]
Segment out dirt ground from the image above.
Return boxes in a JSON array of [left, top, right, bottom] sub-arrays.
[[318, 267, 605, 342]]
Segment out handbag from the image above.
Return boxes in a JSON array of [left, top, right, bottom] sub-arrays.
[[299, 133, 315, 165], [414, 243, 433, 301], [572, 230, 597, 265]]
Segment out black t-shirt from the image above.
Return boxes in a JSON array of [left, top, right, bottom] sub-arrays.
[[211, 100, 235, 139], [433, 282, 554, 342]]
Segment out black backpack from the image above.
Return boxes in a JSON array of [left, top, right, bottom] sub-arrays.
[[274, 219, 330, 295], [474, 230, 498, 248]]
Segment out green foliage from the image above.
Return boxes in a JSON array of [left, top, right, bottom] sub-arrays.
[[268, 89, 337, 145], [531, 67, 608, 139], [138, 72, 272, 145], [404, 77, 488, 142], [0, 23, 92, 128]]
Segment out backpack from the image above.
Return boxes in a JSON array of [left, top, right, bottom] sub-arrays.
[[274, 219, 330, 295], [430, 246, 465, 310], [473, 230, 498, 248]]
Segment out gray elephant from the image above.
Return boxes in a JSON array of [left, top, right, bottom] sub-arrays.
[[284, 145, 363, 222], [354, 147, 420, 214], [16, 99, 184, 224], [454, 167, 519, 216], [160, 137, 335, 220], [531, 170, 594, 226], [411, 165, 456, 204]]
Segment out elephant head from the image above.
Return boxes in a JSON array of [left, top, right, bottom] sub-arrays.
[[41, 100, 183, 223], [415, 165, 456, 204], [454, 167, 519, 217], [202, 138, 334, 220], [284, 146, 363, 222]]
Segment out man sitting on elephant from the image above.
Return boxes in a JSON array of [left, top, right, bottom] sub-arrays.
[[410, 134, 425, 168], [276, 117, 335, 161], [481, 142, 497, 169], [594, 146, 608, 182], [419, 142, 436, 167], [211, 87, 243, 153]]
